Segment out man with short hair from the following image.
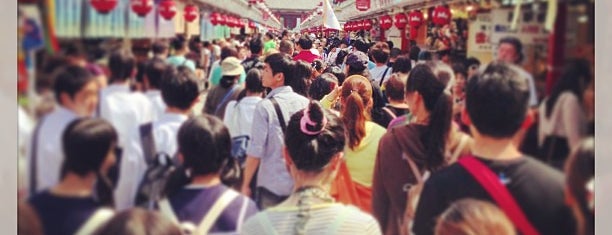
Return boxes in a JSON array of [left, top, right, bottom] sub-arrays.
[[412, 62, 575, 235], [143, 58, 168, 120], [369, 43, 393, 86], [278, 39, 294, 57], [166, 37, 196, 72], [497, 36, 538, 107], [242, 37, 265, 73], [293, 36, 321, 63], [241, 53, 309, 209], [152, 40, 169, 59]]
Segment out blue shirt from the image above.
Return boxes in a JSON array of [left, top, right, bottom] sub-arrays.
[[246, 86, 309, 196], [167, 55, 197, 71], [28, 190, 102, 235]]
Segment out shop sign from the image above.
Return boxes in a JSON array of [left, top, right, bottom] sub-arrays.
[[356, 0, 370, 11], [490, 8, 550, 45]]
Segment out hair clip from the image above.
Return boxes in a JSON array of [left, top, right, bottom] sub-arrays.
[[300, 106, 327, 136]]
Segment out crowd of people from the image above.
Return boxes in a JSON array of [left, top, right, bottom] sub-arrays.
[[18, 29, 594, 235]]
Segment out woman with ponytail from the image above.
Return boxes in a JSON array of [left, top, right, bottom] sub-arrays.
[[372, 61, 472, 235], [242, 100, 382, 235], [27, 118, 118, 235]]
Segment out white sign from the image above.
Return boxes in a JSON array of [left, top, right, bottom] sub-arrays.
[[468, 13, 493, 53], [489, 8, 550, 45]]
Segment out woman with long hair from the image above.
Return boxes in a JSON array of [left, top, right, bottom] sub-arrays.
[[564, 137, 594, 235]]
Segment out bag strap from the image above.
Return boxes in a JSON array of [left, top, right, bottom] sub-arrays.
[[74, 207, 115, 235], [382, 106, 398, 120], [196, 189, 240, 234], [139, 122, 156, 165], [28, 117, 46, 195], [458, 156, 540, 235], [215, 85, 240, 116], [269, 97, 287, 133], [390, 129, 422, 183], [448, 134, 468, 163], [379, 66, 391, 87], [158, 198, 179, 223]]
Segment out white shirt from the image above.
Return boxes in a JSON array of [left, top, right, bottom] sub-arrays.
[[538, 92, 588, 151], [145, 90, 166, 121], [369, 65, 393, 86], [114, 112, 189, 210], [223, 96, 263, 138], [517, 67, 539, 107], [99, 83, 154, 149], [26, 106, 78, 193]]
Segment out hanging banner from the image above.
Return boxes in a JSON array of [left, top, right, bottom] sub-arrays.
[[490, 8, 550, 46], [356, 0, 370, 11]]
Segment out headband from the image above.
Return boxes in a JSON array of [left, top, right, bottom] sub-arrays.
[[300, 106, 327, 136]]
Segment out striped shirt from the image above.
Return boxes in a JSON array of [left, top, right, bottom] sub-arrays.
[[241, 203, 382, 235]]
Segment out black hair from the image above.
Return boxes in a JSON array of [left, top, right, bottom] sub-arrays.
[[418, 50, 433, 61], [144, 58, 168, 89], [264, 53, 295, 86], [499, 36, 524, 63], [406, 63, 453, 171], [53, 65, 96, 104], [390, 48, 401, 59], [202, 41, 211, 48], [352, 39, 370, 53], [393, 55, 412, 74], [335, 50, 349, 67], [249, 37, 263, 54], [171, 36, 187, 51], [409, 45, 421, 61], [220, 75, 239, 89], [323, 65, 347, 85], [220, 46, 239, 62], [311, 59, 324, 73], [545, 59, 592, 118], [386, 41, 394, 49], [371, 47, 390, 64], [245, 68, 264, 93], [464, 57, 481, 69], [160, 65, 200, 110], [178, 115, 231, 176], [108, 48, 136, 82], [152, 41, 169, 55], [265, 32, 274, 40], [285, 101, 346, 172], [451, 63, 468, 78], [282, 30, 289, 37], [466, 61, 530, 138], [298, 36, 314, 50], [290, 60, 312, 97], [309, 73, 339, 100], [63, 43, 86, 58]]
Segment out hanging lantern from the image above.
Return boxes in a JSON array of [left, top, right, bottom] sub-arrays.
[[184, 4, 198, 22], [356, 20, 365, 31], [394, 13, 408, 29], [408, 10, 424, 39], [346, 21, 354, 31], [210, 12, 220, 25], [158, 0, 176, 20], [248, 20, 256, 29], [218, 14, 227, 26], [432, 5, 452, 26], [131, 0, 153, 17], [380, 15, 393, 30], [90, 0, 118, 14], [238, 19, 245, 28], [363, 19, 373, 30]]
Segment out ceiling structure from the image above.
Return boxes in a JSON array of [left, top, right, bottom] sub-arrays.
[[261, 0, 324, 29]]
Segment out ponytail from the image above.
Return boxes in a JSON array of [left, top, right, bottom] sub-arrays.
[[340, 75, 373, 150], [425, 92, 453, 171]]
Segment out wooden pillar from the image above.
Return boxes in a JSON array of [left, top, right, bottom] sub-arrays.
[[545, 2, 567, 96]]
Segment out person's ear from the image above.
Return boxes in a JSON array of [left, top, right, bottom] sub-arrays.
[[59, 92, 72, 106], [330, 152, 343, 172], [282, 147, 294, 172]]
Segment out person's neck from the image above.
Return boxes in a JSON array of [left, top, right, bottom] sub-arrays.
[[301, 49, 311, 53], [190, 174, 221, 187], [388, 100, 406, 108], [51, 172, 96, 197], [110, 80, 129, 86], [471, 135, 522, 160], [246, 91, 262, 97], [166, 106, 191, 115], [292, 174, 329, 193], [376, 62, 386, 67]]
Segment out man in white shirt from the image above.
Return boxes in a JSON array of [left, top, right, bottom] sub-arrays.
[[27, 65, 99, 194], [99, 49, 154, 151], [115, 65, 201, 210], [143, 58, 168, 120], [496, 37, 539, 107], [369, 43, 392, 86]]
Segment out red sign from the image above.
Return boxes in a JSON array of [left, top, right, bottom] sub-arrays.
[[363, 19, 373, 30], [90, 0, 118, 14], [131, 0, 153, 17], [356, 20, 365, 31], [184, 5, 198, 22], [355, 0, 370, 11], [408, 10, 424, 39], [158, 0, 176, 20], [380, 15, 393, 30], [432, 5, 452, 26], [394, 13, 408, 29]]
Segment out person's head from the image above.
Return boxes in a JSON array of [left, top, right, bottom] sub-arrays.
[[345, 51, 369, 76], [249, 37, 263, 55], [245, 69, 264, 94], [309, 73, 339, 100], [352, 39, 370, 54], [53, 65, 99, 116], [545, 58, 593, 118], [178, 115, 231, 178], [264, 32, 274, 41], [389, 48, 401, 61], [497, 36, 524, 64], [323, 65, 346, 85], [284, 100, 345, 178], [418, 50, 433, 61], [281, 30, 290, 39], [63, 43, 87, 66], [297, 36, 313, 50], [144, 58, 168, 90], [262, 53, 295, 89], [385, 73, 406, 103], [335, 49, 349, 67], [108, 48, 136, 82], [152, 40, 169, 57], [202, 41, 211, 49], [159, 65, 200, 111], [451, 63, 468, 99], [464, 57, 481, 78], [340, 75, 373, 150], [171, 36, 188, 53], [435, 199, 516, 235], [220, 46, 239, 62], [393, 55, 412, 74], [62, 118, 118, 178], [410, 45, 421, 62], [370, 44, 390, 65], [437, 49, 451, 64], [220, 57, 245, 88], [93, 208, 182, 235], [405, 62, 454, 170], [279, 39, 294, 55], [564, 137, 594, 235], [465, 61, 530, 139], [290, 60, 312, 97]]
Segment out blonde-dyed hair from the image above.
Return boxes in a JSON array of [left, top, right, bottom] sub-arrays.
[[435, 198, 516, 235]]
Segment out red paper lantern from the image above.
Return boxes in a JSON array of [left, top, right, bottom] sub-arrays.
[[158, 0, 176, 20], [380, 15, 393, 30], [432, 5, 452, 26], [184, 4, 198, 22], [394, 13, 408, 29], [363, 19, 373, 30], [343, 22, 349, 31], [355, 0, 370, 11], [218, 14, 227, 26], [347, 21, 354, 31], [131, 0, 153, 17], [90, 0, 118, 14], [248, 21, 256, 29], [210, 12, 219, 25], [354, 20, 363, 31], [408, 10, 424, 39]]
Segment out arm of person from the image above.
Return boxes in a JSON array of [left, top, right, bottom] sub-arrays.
[[241, 101, 270, 197], [371, 137, 391, 233], [241, 156, 260, 197], [320, 86, 341, 109]]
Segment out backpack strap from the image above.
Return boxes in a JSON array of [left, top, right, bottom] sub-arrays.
[[235, 196, 249, 232], [379, 66, 391, 87], [458, 156, 540, 235], [158, 198, 179, 223], [269, 97, 287, 134], [28, 117, 46, 195], [214, 85, 240, 117], [196, 189, 240, 234], [139, 122, 156, 165], [74, 207, 115, 235]]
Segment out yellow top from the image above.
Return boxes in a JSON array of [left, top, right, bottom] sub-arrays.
[[344, 121, 386, 187]]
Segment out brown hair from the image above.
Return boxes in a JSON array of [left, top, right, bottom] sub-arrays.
[[435, 198, 516, 235], [93, 208, 182, 235], [565, 137, 594, 235], [340, 75, 372, 149]]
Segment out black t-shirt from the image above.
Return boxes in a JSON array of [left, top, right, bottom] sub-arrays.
[[28, 190, 102, 235], [413, 156, 575, 235]]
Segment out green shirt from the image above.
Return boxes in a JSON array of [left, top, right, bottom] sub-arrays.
[[264, 40, 277, 54]]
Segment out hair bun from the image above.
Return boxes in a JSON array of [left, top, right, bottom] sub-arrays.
[[300, 101, 326, 136]]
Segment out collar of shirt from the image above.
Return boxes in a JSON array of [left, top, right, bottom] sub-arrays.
[[145, 90, 161, 97], [158, 112, 188, 124], [266, 86, 294, 99], [105, 83, 130, 94], [55, 106, 79, 120]]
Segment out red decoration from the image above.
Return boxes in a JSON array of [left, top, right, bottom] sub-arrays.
[[184, 5, 198, 22], [218, 14, 227, 26], [158, 0, 176, 20], [408, 10, 424, 39], [394, 13, 408, 29], [356, 20, 365, 31], [432, 5, 452, 26], [210, 12, 220, 25], [355, 0, 370, 11], [131, 0, 153, 17], [343, 22, 349, 31], [347, 21, 355, 31], [248, 20, 256, 29], [380, 15, 393, 30], [363, 19, 373, 30], [90, 0, 118, 14]]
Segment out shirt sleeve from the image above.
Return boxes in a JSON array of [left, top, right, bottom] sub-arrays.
[[246, 101, 270, 159]]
